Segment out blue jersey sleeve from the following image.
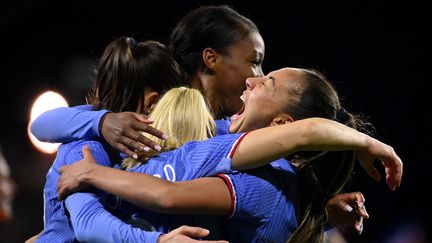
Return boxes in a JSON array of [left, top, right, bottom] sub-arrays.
[[218, 164, 298, 242], [63, 140, 114, 167], [65, 192, 161, 243], [37, 140, 118, 242], [130, 133, 248, 181], [30, 105, 109, 143], [183, 133, 247, 177]]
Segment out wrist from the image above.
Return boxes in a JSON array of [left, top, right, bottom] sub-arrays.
[[361, 134, 374, 152], [98, 112, 112, 141], [79, 163, 99, 184]]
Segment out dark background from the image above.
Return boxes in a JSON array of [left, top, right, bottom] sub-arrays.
[[0, 1, 429, 242]]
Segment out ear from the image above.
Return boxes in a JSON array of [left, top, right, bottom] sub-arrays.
[[144, 91, 160, 114], [270, 113, 294, 126], [202, 47, 222, 71]]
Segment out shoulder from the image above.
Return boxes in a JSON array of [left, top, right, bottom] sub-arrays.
[[200, 133, 246, 144], [178, 133, 246, 153], [61, 140, 112, 165], [72, 104, 96, 111], [60, 140, 105, 153]]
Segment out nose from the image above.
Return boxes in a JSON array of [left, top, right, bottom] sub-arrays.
[[246, 77, 264, 90], [245, 77, 255, 90]]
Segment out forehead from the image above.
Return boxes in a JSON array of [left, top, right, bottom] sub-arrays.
[[228, 31, 265, 58], [267, 68, 304, 88]]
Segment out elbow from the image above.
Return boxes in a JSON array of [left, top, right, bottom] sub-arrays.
[[30, 118, 46, 141], [74, 227, 92, 242], [73, 222, 103, 242]]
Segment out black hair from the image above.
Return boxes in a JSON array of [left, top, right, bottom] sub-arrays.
[[169, 5, 259, 77]]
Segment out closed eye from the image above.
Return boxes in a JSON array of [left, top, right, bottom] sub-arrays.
[[251, 59, 262, 67]]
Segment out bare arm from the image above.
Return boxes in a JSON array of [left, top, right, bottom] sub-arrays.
[[232, 118, 368, 169], [58, 146, 231, 215], [232, 118, 402, 190]]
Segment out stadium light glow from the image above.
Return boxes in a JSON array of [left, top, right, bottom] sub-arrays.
[[27, 91, 69, 154]]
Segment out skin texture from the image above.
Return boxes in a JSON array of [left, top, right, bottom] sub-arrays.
[[229, 68, 304, 133]]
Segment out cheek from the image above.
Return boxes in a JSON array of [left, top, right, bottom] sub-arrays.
[[251, 96, 279, 116], [246, 106, 274, 129], [237, 68, 255, 85], [224, 73, 246, 92], [224, 64, 253, 90]]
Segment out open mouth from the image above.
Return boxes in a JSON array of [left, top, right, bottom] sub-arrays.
[[231, 94, 245, 120]]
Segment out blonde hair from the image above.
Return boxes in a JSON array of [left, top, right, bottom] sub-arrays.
[[122, 87, 216, 169]]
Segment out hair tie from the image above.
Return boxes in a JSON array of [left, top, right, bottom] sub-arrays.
[[127, 37, 137, 49]]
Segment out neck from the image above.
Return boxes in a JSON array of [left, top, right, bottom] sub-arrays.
[[190, 75, 202, 91], [191, 73, 224, 119]]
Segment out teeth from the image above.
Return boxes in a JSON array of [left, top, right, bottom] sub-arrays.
[[240, 95, 245, 102]]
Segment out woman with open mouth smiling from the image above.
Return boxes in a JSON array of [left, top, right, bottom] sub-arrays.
[[55, 67, 401, 243]]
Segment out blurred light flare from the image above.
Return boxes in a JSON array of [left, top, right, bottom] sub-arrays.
[[27, 91, 68, 154]]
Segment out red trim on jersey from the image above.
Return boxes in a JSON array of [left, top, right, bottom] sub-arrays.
[[217, 174, 236, 218], [227, 132, 249, 158]]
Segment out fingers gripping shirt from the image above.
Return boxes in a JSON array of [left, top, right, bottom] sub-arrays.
[[37, 140, 115, 242]]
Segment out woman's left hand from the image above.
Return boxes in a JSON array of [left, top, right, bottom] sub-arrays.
[[356, 137, 403, 191]]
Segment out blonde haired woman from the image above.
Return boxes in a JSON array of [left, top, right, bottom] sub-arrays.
[[123, 86, 215, 169]]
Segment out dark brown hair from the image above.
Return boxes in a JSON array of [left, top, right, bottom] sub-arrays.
[[87, 37, 188, 113], [286, 69, 373, 243]]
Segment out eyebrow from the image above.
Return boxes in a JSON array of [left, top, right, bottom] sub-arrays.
[[268, 76, 276, 87]]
